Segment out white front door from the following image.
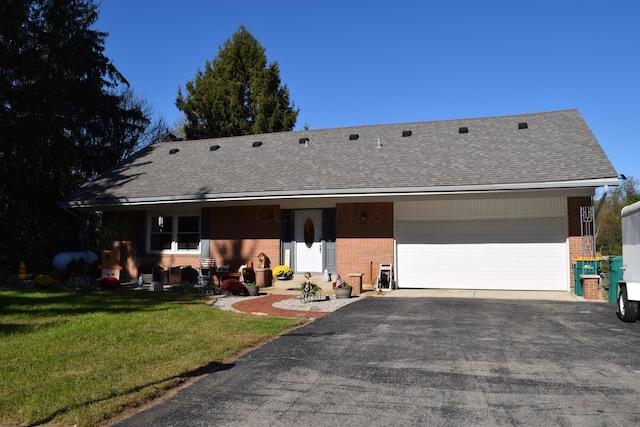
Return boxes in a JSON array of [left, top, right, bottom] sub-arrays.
[[295, 209, 323, 273]]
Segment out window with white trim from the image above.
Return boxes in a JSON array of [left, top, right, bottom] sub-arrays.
[[149, 214, 200, 253], [177, 216, 199, 250]]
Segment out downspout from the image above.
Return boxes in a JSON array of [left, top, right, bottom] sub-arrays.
[[370, 260, 373, 289], [594, 185, 608, 219]]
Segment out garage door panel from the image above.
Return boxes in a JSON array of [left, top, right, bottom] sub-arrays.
[[396, 218, 568, 291], [400, 218, 565, 244]]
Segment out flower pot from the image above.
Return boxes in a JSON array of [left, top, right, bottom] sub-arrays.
[[334, 287, 352, 299], [277, 275, 291, 281], [246, 285, 259, 296]]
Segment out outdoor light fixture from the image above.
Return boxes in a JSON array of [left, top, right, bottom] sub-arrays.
[[620, 174, 627, 180], [360, 212, 367, 223]]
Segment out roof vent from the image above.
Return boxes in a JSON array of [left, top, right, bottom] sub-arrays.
[[210, 145, 220, 151], [252, 141, 263, 147], [518, 122, 528, 130], [169, 148, 179, 154], [299, 137, 309, 144], [402, 130, 412, 137], [458, 127, 469, 134], [349, 134, 359, 140]]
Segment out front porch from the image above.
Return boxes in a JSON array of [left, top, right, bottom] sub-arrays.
[[268, 272, 370, 295]]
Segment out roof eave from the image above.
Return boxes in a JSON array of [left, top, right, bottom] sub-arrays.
[[59, 177, 620, 210]]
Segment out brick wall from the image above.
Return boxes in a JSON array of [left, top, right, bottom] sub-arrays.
[[102, 197, 592, 288], [567, 196, 594, 293], [567, 236, 581, 293], [335, 202, 394, 285], [101, 211, 144, 281], [582, 276, 605, 300], [101, 207, 282, 280], [208, 205, 281, 267]]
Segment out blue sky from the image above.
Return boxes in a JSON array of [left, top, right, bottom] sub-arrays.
[[97, 0, 639, 183]]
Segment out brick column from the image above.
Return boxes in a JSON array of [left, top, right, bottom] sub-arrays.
[[255, 268, 272, 288], [581, 275, 603, 300], [348, 273, 363, 295]]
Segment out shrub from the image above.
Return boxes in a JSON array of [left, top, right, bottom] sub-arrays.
[[65, 258, 86, 277], [4, 275, 25, 289], [172, 282, 197, 294], [32, 274, 56, 288], [99, 276, 121, 290], [67, 276, 93, 289], [221, 278, 244, 295]]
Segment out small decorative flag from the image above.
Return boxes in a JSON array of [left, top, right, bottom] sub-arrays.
[[336, 274, 342, 288]]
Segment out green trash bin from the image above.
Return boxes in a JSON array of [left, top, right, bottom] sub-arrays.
[[608, 256, 623, 304], [574, 259, 601, 297]]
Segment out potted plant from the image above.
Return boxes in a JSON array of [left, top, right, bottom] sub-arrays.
[[333, 274, 352, 299], [244, 282, 259, 296], [272, 265, 293, 280]]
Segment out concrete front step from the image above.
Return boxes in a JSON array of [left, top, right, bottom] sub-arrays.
[[269, 273, 373, 294], [270, 274, 330, 292]]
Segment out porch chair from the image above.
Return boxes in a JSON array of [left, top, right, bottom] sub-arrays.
[[199, 258, 216, 285]]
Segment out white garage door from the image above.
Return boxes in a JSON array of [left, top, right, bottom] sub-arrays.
[[396, 217, 568, 290]]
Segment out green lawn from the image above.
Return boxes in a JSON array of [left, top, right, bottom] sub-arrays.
[[0, 289, 306, 426]]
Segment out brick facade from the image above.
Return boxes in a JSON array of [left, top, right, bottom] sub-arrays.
[[335, 202, 394, 286], [104, 206, 282, 281], [101, 211, 144, 281], [207, 205, 281, 268], [105, 197, 587, 290], [567, 196, 595, 293], [582, 275, 605, 300]]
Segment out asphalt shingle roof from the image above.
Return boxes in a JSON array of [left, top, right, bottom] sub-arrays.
[[60, 109, 618, 208]]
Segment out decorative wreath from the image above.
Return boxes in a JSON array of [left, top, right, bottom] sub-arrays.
[[304, 218, 314, 248]]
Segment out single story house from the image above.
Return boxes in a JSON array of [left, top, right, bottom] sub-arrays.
[[59, 109, 618, 291]]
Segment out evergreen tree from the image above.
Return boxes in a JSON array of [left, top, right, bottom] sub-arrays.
[[176, 25, 299, 139], [0, 0, 163, 271]]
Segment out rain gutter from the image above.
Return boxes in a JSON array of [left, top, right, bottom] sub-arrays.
[[59, 177, 620, 210]]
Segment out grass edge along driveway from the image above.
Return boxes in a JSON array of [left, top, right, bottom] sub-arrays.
[[0, 289, 306, 426]]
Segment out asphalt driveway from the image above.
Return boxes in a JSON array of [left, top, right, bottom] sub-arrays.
[[113, 297, 640, 426]]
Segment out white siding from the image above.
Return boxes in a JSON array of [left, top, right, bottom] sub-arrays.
[[395, 197, 567, 221]]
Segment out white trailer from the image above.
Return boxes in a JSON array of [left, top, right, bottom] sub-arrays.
[[618, 200, 640, 322]]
